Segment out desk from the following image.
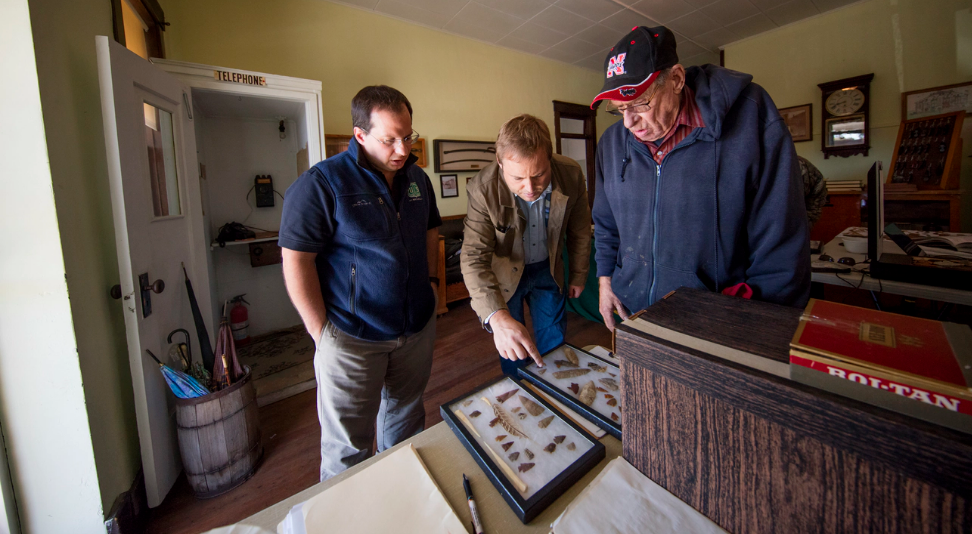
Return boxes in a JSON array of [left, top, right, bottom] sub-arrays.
[[811, 236, 972, 306], [239, 422, 621, 532]]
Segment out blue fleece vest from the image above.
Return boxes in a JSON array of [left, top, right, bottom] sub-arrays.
[[279, 139, 438, 341]]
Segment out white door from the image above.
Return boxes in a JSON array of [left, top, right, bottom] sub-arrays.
[[95, 36, 215, 507]]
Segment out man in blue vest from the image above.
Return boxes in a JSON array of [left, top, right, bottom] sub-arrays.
[[279, 85, 441, 480]]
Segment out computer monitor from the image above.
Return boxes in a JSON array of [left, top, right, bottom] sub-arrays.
[[865, 161, 883, 262], [867, 160, 971, 290]]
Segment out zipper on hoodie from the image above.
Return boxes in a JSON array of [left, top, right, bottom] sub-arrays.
[[645, 136, 699, 304], [349, 263, 356, 315], [648, 164, 662, 304]]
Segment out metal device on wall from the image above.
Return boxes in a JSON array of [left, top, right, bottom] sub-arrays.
[[254, 174, 274, 207], [818, 74, 874, 159]]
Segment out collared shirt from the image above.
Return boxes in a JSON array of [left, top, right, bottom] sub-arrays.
[[484, 183, 553, 327], [643, 86, 705, 164], [516, 183, 552, 265]]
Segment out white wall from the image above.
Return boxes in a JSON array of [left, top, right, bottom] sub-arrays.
[[0, 0, 105, 531], [201, 116, 302, 335]]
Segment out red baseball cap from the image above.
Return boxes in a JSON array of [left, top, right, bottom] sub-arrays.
[[591, 26, 679, 109]]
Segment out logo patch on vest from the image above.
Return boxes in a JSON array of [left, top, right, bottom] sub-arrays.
[[351, 199, 371, 208], [407, 182, 421, 198], [606, 53, 626, 78], [620, 87, 636, 97]]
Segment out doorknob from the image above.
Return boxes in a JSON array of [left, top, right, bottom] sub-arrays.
[[138, 273, 163, 318], [110, 284, 122, 299], [142, 279, 165, 294]]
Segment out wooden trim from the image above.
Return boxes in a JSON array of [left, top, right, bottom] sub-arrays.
[[552, 101, 597, 208], [141, 0, 166, 26], [111, 0, 166, 58], [110, 0, 126, 46]]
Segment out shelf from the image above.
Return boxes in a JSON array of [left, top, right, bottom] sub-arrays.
[[210, 231, 279, 250]]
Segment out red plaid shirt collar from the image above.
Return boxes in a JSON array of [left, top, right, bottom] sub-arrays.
[[642, 86, 704, 164]]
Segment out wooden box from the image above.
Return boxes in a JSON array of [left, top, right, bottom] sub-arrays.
[[518, 344, 622, 438], [616, 288, 972, 533], [887, 111, 964, 190], [440, 376, 605, 523], [248, 240, 281, 267]]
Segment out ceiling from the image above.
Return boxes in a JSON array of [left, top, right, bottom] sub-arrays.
[[192, 90, 306, 121], [325, 0, 862, 72]]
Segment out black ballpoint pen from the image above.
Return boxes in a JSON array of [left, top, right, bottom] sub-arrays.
[[463, 473, 485, 534]]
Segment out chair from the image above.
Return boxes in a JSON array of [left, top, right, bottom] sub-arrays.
[[436, 215, 469, 315]]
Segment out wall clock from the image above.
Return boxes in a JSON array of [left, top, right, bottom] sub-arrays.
[[817, 73, 874, 158]]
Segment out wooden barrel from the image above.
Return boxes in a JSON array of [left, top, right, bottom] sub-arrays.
[[174, 366, 263, 498]]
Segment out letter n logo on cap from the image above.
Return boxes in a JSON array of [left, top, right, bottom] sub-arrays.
[[606, 53, 626, 78]]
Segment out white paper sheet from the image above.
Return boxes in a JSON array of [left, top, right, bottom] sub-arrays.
[[277, 444, 467, 534], [203, 525, 276, 534], [551, 458, 728, 534]]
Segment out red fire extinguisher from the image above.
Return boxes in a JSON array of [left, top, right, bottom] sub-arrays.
[[230, 294, 250, 346]]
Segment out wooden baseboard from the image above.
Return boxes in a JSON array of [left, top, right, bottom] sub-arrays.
[[105, 469, 149, 534]]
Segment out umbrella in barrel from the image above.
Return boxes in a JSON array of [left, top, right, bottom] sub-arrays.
[[182, 262, 215, 372], [211, 312, 244, 391], [145, 349, 210, 399]]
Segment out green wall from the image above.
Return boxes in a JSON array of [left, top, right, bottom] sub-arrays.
[[725, 0, 972, 231], [161, 0, 614, 216], [27, 0, 141, 512]]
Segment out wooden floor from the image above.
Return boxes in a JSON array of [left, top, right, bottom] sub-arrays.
[[146, 302, 611, 534]]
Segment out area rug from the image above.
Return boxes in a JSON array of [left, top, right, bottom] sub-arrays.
[[237, 325, 316, 406]]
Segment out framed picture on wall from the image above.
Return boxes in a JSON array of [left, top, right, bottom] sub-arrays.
[[324, 134, 353, 158], [440, 174, 459, 198], [410, 138, 428, 168], [434, 139, 496, 172], [778, 104, 812, 142], [901, 82, 972, 120]]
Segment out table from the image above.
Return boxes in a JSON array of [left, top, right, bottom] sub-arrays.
[[239, 422, 622, 532], [811, 236, 972, 306]]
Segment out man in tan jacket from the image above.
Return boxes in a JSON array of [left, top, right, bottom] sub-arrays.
[[461, 115, 591, 376]]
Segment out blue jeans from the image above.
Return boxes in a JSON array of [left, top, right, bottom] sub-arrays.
[[500, 258, 566, 376]]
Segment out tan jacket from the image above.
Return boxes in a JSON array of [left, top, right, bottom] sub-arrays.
[[461, 154, 591, 323]]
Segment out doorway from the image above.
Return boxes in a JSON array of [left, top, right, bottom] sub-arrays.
[[552, 100, 597, 207], [187, 87, 322, 405], [98, 46, 325, 506]]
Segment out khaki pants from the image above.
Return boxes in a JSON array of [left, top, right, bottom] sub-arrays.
[[314, 311, 436, 481]]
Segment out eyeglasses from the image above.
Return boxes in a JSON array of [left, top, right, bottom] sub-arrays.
[[364, 130, 420, 148], [605, 79, 665, 117]]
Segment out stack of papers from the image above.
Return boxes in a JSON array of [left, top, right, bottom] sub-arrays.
[[279, 444, 467, 534], [550, 458, 727, 534], [826, 180, 863, 192]]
